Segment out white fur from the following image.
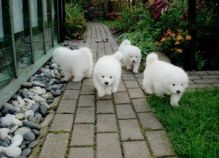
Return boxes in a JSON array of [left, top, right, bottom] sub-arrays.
[[53, 47, 93, 82], [118, 39, 142, 73], [142, 53, 189, 107], [93, 51, 122, 97]]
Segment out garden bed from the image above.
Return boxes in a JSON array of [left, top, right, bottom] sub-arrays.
[[148, 88, 219, 158]]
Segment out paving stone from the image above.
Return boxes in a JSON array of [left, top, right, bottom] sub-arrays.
[[124, 80, 139, 88], [201, 75, 219, 79], [39, 133, 69, 158], [122, 73, 136, 80], [123, 141, 151, 158], [71, 124, 94, 146], [187, 71, 208, 75], [75, 107, 95, 123], [137, 78, 143, 86], [119, 120, 144, 141], [116, 104, 136, 119], [80, 85, 95, 94], [145, 131, 175, 157], [188, 83, 213, 89], [62, 90, 79, 100], [97, 114, 117, 132], [57, 100, 77, 114], [78, 95, 95, 107], [49, 114, 73, 132], [97, 95, 112, 100], [97, 100, 114, 113], [97, 133, 122, 158], [83, 79, 93, 86], [132, 98, 152, 112], [69, 148, 94, 158], [114, 92, 130, 104], [134, 73, 143, 78], [66, 82, 81, 90], [207, 71, 219, 75], [117, 80, 126, 92], [188, 75, 202, 80], [138, 113, 163, 130], [128, 88, 145, 99], [122, 68, 132, 74], [193, 79, 219, 84]]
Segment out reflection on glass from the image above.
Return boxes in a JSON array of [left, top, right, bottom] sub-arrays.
[[44, 0, 52, 50], [53, 0, 58, 44], [0, 0, 15, 88], [32, 0, 44, 60], [12, 0, 32, 74]]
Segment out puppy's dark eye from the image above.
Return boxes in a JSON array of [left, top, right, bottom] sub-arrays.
[[172, 84, 175, 86], [181, 83, 184, 86], [102, 76, 104, 78], [136, 56, 138, 58], [110, 76, 112, 79], [130, 56, 132, 58]]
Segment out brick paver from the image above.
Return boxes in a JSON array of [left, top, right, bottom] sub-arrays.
[[40, 22, 219, 158]]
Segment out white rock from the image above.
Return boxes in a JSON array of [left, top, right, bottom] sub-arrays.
[[4, 146, 22, 157], [1, 114, 15, 126], [25, 110, 34, 118], [24, 98, 35, 109], [17, 96, 25, 107], [0, 128, 10, 140], [31, 86, 46, 95], [15, 113, 26, 120], [30, 94, 46, 103], [11, 135, 23, 147], [15, 127, 31, 136]]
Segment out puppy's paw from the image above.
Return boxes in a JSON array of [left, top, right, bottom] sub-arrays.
[[112, 87, 118, 93], [105, 90, 112, 95], [98, 92, 105, 97], [133, 69, 138, 73], [73, 78, 82, 82], [170, 102, 180, 107]]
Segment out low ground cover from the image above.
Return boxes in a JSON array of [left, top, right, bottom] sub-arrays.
[[148, 88, 219, 158]]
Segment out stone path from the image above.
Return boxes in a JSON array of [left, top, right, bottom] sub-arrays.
[[37, 22, 219, 158]]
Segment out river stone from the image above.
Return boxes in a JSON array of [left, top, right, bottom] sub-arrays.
[[23, 132, 35, 141], [22, 121, 40, 130], [2, 103, 18, 114], [28, 140, 38, 148], [15, 127, 31, 136], [21, 82, 33, 88], [21, 148, 32, 156]]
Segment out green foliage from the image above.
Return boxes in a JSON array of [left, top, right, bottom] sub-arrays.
[[65, 4, 86, 39], [148, 88, 219, 158]]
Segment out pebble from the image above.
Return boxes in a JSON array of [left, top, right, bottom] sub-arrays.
[[28, 140, 38, 148], [52, 89, 61, 97], [15, 127, 31, 136], [2, 103, 18, 114], [39, 104, 48, 116], [32, 82, 46, 88], [23, 132, 35, 141], [15, 113, 26, 120], [21, 148, 31, 156], [30, 103, 40, 112], [31, 86, 46, 95], [21, 82, 33, 88], [22, 121, 40, 130]]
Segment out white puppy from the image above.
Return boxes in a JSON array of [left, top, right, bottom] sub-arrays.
[[142, 53, 188, 106], [93, 51, 122, 97], [53, 47, 93, 82], [118, 39, 141, 73]]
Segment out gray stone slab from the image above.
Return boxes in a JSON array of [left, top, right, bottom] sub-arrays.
[[97, 133, 122, 158], [66, 82, 81, 90], [80, 85, 95, 94], [116, 104, 136, 119], [138, 113, 163, 130], [134, 73, 143, 78], [128, 88, 145, 99], [97, 114, 117, 132], [57, 100, 77, 114], [62, 90, 79, 100], [39, 133, 69, 158], [71, 124, 94, 146], [187, 71, 208, 75], [119, 119, 144, 141], [75, 107, 95, 123], [207, 71, 219, 75], [188, 75, 202, 80], [122, 73, 136, 80], [83, 79, 94, 86], [97, 95, 112, 100], [114, 92, 130, 104], [188, 83, 213, 89], [132, 98, 152, 112], [145, 131, 175, 157], [69, 148, 94, 158], [193, 79, 219, 84], [124, 80, 139, 88], [78, 95, 95, 107], [97, 100, 114, 113], [137, 78, 143, 86], [117, 80, 126, 92], [123, 141, 151, 158], [49, 114, 74, 132], [201, 75, 219, 79]]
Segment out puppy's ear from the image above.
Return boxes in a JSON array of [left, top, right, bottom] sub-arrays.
[[113, 51, 123, 61]]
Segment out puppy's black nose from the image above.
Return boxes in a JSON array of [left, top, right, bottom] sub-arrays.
[[132, 60, 136, 63], [176, 90, 181, 94], [105, 82, 108, 85]]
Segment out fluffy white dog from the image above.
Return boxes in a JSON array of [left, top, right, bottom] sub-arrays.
[[118, 39, 141, 73], [53, 47, 93, 82], [93, 51, 122, 97], [142, 53, 188, 106]]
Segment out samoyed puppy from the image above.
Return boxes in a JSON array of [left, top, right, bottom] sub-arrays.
[[53, 47, 93, 82], [142, 53, 188, 106], [118, 39, 141, 73], [93, 51, 123, 97]]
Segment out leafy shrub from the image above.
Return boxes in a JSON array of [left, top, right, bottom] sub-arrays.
[[65, 4, 86, 39]]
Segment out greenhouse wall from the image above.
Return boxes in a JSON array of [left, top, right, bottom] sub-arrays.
[[0, 0, 61, 106]]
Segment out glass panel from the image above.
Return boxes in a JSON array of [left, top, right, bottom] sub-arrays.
[[53, 0, 58, 44], [31, 0, 44, 60], [12, 0, 32, 74], [43, 0, 52, 50], [0, 0, 15, 88]]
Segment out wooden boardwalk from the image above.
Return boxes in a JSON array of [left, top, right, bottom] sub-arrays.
[[35, 22, 219, 158]]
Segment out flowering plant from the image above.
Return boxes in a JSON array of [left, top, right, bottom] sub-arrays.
[[158, 28, 192, 66]]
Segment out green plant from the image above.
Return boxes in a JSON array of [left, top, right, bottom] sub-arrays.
[[65, 4, 86, 39], [148, 88, 219, 158]]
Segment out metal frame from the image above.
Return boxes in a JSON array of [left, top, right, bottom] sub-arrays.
[[41, 0, 47, 54], [28, 0, 35, 63]]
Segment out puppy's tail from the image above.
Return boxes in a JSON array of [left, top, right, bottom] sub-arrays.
[[112, 51, 123, 61], [146, 52, 158, 65]]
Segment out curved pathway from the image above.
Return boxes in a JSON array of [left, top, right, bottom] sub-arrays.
[[35, 22, 219, 158]]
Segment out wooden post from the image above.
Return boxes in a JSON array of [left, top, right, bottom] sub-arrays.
[[104, 0, 109, 17]]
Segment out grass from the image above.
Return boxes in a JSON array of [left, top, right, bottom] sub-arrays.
[[148, 88, 219, 158]]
